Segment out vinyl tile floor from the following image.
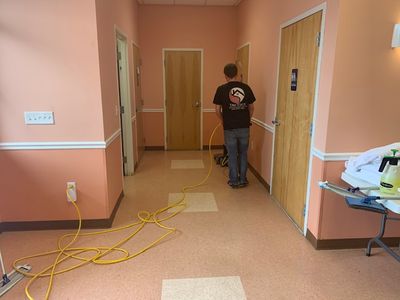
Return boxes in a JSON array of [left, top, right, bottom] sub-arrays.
[[1, 150, 400, 299]]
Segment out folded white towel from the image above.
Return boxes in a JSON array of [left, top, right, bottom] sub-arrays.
[[360, 162, 381, 173], [345, 142, 400, 171], [344, 168, 381, 186]]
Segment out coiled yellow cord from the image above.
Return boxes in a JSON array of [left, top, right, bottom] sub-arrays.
[[13, 123, 221, 299]]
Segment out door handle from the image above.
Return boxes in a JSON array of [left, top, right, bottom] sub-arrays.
[[194, 101, 201, 108], [272, 119, 281, 126]]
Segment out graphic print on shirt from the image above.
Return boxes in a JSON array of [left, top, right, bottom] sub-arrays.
[[229, 87, 247, 110]]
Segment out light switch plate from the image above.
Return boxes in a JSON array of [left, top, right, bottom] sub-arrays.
[[24, 111, 54, 125]]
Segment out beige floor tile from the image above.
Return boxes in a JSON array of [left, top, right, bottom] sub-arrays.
[[168, 192, 218, 213], [171, 159, 205, 169], [161, 276, 246, 300]]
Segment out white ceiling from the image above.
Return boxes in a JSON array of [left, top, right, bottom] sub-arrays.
[[137, 0, 242, 6]]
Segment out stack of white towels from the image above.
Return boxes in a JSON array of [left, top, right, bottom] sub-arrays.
[[345, 142, 400, 186]]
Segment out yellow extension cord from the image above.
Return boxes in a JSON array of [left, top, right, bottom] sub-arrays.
[[12, 123, 221, 300]]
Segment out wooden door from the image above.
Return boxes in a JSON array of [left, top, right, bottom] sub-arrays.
[[236, 44, 249, 83], [116, 36, 134, 176], [165, 50, 201, 150], [272, 11, 322, 229], [132, 44, 144, 164]]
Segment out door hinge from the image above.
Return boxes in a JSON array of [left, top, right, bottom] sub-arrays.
[[309, 122, 313, 137], [123, 156, 127, 163], [117, 51, 122, 60], [316, 32, 321, 47], [303, 204, 306, 216], [120, 106, 125, 114]]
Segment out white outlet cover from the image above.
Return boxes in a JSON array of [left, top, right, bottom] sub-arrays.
[[67, 182, 77, 202], [24, 111, 54, 125]]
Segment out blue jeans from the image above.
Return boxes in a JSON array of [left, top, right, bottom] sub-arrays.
[[224, 128, 250, 185]]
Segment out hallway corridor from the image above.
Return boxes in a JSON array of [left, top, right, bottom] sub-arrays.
[[1, 150, 400, 299]]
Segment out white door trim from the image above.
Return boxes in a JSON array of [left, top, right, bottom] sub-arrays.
[[162, 48, 204, 150]]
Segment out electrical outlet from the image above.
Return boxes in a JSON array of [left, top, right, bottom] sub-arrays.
[[67, 181, 77, 202]]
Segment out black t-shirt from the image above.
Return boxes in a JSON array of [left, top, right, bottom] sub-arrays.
[[213, 81, 256, 130]]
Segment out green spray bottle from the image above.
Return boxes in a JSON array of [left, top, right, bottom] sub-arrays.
[[379, 149, 400, 195]]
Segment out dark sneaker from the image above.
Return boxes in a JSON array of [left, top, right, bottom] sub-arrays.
[[227, 180, 239, 189], [238, 180, 249, 188]]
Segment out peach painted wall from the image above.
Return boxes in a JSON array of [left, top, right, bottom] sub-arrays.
[[0, 150, 107, 221], [326, 0, 400, 152], [0, 0, 103, 142], [237, 0, 340, 154], [236, 0, 340, 185], [95, 0, 140, 140], [238, 0, 400, 240], [105, 137, 124, 214], [142, 112, 164, 147], [0, 0, 139, 224], [139, 5, 236, 109], [248, 124, 273, 183], [307, 156, 325, 237], [307, 0, 400, 240], [138, 5, 237, 147], [0, 0, 111, 223], [95, 0, 140, 214], [235, 0, 399, 241]]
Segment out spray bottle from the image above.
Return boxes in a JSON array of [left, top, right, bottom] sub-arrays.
[[379, 149, 400, 195]]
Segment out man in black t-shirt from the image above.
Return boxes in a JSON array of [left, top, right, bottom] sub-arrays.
[[213, 63, 255, 188]]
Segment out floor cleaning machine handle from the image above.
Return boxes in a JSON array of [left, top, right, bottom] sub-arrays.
[[0, 250, 11, 285]]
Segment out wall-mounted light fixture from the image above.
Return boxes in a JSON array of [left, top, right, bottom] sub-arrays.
[[392, 24, 400, 48]]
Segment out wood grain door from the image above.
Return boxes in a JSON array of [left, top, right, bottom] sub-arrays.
[[132, 44, 144, 164], [236, 44, 249, 83], [165, 50, 201, 150], [272, 11, 322, 229]]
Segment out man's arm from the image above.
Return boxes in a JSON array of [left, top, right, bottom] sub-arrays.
[[248, 103, 254, 119], [215, 104, 223, 122]]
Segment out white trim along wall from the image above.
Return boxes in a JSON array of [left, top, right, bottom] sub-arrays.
[[0, 129, 122, 150], [142, 108, 217, 113], [311, 148, 361, 161], [251, 117, 274, 133], [251, 117, 358, 161], [142, 108, 164, 112]]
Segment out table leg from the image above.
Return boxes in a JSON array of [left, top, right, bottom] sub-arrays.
[[366, 214, 400, 262]]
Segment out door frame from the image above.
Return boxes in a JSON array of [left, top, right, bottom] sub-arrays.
[[162, 48, 204, 150], [115, 28, 134, 176], [131, 41, 143, 167], [270, 3, 327, 235], [236, 42, 251, 83]]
